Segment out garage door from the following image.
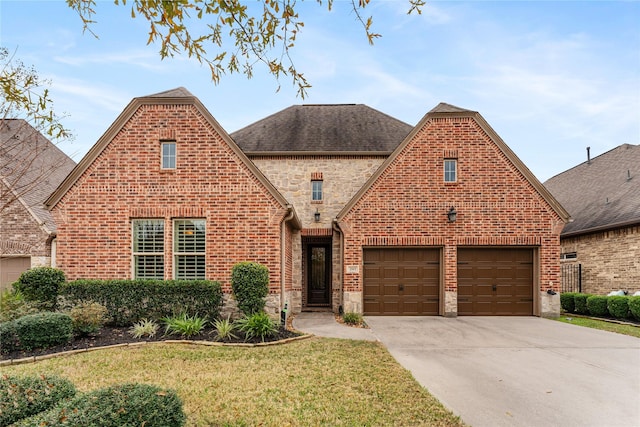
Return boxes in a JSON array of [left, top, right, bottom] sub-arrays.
[[457, 248, 533, 316], [363, 248, 440, 315], [0, 257, 31, 292]]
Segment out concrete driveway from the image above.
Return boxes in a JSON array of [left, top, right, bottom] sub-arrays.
[[364, 316, 640, 427]]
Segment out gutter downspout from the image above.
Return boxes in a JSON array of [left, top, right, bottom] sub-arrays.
[[280, 205, 296, 311], [332, 219, 344, 313]]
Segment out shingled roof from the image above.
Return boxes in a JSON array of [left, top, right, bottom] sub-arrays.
[[544, 144, 640, 236], [0, 119, 76, 233], [231, 104, 413, 154]]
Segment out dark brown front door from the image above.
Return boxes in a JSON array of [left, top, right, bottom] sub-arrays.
[[363, 248, 440, 315], [307, 244, 331, 305], [457, 248, 534, 316]]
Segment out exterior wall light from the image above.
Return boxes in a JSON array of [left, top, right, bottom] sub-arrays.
[[314, 208, 321, 222], [447, 206, 457, 223]]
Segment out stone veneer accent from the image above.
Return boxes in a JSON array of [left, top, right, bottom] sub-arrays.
[[561, 225, 640, 295], [444, 290, 457, 317]]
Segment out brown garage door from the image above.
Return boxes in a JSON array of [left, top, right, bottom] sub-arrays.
[[457, 248, 533, 316], [0, 257, 31, 291], [364, 248, 440, 315]]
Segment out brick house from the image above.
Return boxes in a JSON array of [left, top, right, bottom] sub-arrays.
[[0, 119, 76, 290], [544, 144, 640, 295], [46, 88, 569, 317]]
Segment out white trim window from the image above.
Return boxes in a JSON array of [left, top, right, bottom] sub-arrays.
[[174, 219, 206, 280], [444, 159, 457, 182], [311, 180, 323, 201], [161, 141, 176, 169], [132, 219, 165, 279]]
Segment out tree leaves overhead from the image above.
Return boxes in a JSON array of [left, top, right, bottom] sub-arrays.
[[66, 0, 425, 98]]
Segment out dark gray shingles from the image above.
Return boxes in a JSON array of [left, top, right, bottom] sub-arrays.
[[0, 119, 76, 232], [231, 104, 413, 153], [544, 144, 640, 235], [145, 87, 194, 98], [428, 102, 475, 114]]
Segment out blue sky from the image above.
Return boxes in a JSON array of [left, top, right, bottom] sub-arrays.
[[1, 0, 638, 182]]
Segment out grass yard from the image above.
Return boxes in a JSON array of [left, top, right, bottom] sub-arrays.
[[556, 316, 640, 338], [0, 337, 464, 427]]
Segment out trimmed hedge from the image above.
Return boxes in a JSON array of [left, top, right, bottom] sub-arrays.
[[629, 296, 640, 321], [0, 375, 76, 426], [574, 293, 591, 315], [0, 312, 73, 353], [560, 292, 577, 313], [60, 279, 222, 326], [607, 296, 630, 319], [13, 267, 65, 310], [586, 296, 608, 317], [16, 383, 186, 427], [231, 262, 269, 316]]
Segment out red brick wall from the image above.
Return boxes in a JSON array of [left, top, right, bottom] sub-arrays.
[[340, 116, 564, 299], [51, 103, 287, 292]]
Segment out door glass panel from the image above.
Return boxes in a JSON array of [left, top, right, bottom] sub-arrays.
[[311, 247, 326, 290]]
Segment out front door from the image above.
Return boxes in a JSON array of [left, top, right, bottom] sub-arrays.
[[307, 244, 331, 305]]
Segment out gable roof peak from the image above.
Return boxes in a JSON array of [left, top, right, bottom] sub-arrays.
[[428, 102, 475, 114], [144, 87, 194, 98]]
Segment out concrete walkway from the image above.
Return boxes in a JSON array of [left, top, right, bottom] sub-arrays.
[[293, 313, 640, 427]]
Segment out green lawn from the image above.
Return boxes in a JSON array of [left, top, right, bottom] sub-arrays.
[[0, 338, 465, 427], [556, 316, 640, 338]]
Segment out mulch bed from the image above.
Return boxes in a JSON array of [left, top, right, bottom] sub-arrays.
[[1, 325, 302, 361]]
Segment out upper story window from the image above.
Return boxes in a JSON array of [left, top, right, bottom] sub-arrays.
[[132, 219, 165, 279], [174, 219, 206, 280], [444, 159, 457, 182], [161, 141, 176, 169], [311, 180, 323, 202]]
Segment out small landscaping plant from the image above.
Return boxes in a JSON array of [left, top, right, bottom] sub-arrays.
[[586, 295, 608, 317], [162, 313, 207, 337], [560, 292, 577, 313], [0, 374, 76, 426], [231, 261, 269, 315], [15, 383, 186, 427], [607, 296, 630, 319], [342, 312, 364, 326], [629, 296, 640, 321], [12, 267, 65, 310], [68, 301, 109, 336], [1, 312, 73, 353], [0, 289, 39, 322], [214, 315, 238, 341], [129, 318, 160, 339], [574, 293, 591, 315], [236, 311, 278, 342]]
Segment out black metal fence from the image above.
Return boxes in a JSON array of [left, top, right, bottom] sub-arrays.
[[561, 263, 582, 293]]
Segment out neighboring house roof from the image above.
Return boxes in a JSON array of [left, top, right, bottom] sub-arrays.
[[338, 103, 570, 222], [544, 144, 640, 237], [44, 88, 301, 228], [231, 104, 413, 154], [0, 119, 75, 234]]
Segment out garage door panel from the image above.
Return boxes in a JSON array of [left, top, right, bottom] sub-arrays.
[[364, 248, 440, 316], [458, 249, 533, 316]]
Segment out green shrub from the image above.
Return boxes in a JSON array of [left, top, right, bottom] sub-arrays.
[[0, 375, 76, 426], [15, 383, 186, 427], [162, 313, 207, 337], [0, 320, 20, 353], [129, 318, 159, 339], [236, 311, 278, 342], [60, 279, 222, 326], [214, 315, 237, 341], [560, 292, 577, 313], [0, 289, 40, 322], [629, 296, 640, 321], [586, 295, 608, 317], [231, 262, 269, 316], [13, 267, 65, 310], [574, 293, 591, 315], [607, 296, 630, 319], [68, 301, 109, 336], [342, 312, 363, 325], [12, 312, 73, 351]]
